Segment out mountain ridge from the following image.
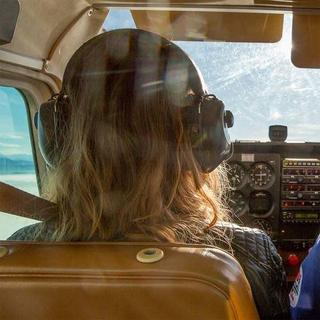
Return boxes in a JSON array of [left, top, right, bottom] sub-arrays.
[[0, 153, 35, 174]]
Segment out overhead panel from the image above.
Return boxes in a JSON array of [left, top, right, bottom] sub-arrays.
[[132, 11, 283, 42], [291, 14, 320, 68], [255, 0, 320, 9]]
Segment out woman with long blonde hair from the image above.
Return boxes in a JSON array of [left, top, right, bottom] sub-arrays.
[[9, 29, 288, 319]]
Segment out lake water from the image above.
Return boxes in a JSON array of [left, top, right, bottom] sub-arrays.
[[0, 173, 39, 240]]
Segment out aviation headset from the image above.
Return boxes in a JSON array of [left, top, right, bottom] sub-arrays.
[[36, 29, 234, 173]]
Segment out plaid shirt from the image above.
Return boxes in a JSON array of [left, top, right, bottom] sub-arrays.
[[290, 236, 320, 320]]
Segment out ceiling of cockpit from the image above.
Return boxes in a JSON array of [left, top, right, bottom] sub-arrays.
[[3, 1, 96, 60], [0, 0, 108, 80], [1, 0, 320, 84]]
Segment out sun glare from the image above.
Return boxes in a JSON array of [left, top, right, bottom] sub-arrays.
[[278, 14, 292, 54]]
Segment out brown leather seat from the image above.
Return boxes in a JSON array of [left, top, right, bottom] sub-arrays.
[[0, 242, 259, 320]]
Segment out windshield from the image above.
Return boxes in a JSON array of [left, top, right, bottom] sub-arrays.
[[105, 10, 320, 142]]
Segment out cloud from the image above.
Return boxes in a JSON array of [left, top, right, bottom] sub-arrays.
[[0, 134, 23, 140], [0, 142, 20, 148]]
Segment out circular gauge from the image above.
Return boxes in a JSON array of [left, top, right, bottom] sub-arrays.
[[228, 162, 246, 189], [227, 190, 247, 217], [249, 191, 273, 215], [249, 162, 274, 188], [252, 219, 272, 236]]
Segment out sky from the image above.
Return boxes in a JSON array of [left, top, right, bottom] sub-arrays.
[[0, 86, 33, 157], [1, 10, 320, 158], [104, 10, 320, 142]]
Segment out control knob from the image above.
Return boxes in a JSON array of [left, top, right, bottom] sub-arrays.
[[287, 254, 300, 266], [297, 177, 304, 183]]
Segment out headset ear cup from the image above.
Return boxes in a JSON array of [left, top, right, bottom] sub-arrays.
[[190, 96, 233, 173], [38, 99, 58, 167], [34, 112, 39, 129], [36, 98, 62, 167]]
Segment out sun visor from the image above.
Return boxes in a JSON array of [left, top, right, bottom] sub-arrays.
[[0, 0, 20, 45], [132, 11, 283, 42], [292, 14, 320, 68]]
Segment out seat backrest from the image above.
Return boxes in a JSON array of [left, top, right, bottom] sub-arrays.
[[0, 242, 259, 320]]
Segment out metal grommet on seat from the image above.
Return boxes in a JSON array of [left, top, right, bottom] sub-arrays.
[[0, 246, 8, 258], [136, 248, 164, 263]]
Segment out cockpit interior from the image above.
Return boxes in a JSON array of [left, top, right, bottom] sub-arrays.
[[1, 0, 320, 319]]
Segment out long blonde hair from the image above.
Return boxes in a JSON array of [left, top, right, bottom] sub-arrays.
[[43, 29, 230, 242]]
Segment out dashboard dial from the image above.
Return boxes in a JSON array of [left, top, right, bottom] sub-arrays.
[[249, 191, 273, 215], [249, 162, 274, 188], [227, 190, 246, 217], [252, 219, 272, 236], [228, 162, 246, 189]]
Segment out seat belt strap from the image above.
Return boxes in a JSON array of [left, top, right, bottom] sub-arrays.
[[0, 181, 57, 221]]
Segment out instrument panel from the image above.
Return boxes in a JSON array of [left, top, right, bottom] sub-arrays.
[[227, 153, 280, 237], [227, 142, 320, 280], [227, 154, 320, 241]]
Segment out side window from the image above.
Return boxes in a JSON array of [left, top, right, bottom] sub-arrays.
[[0, 86, 38, 240]]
